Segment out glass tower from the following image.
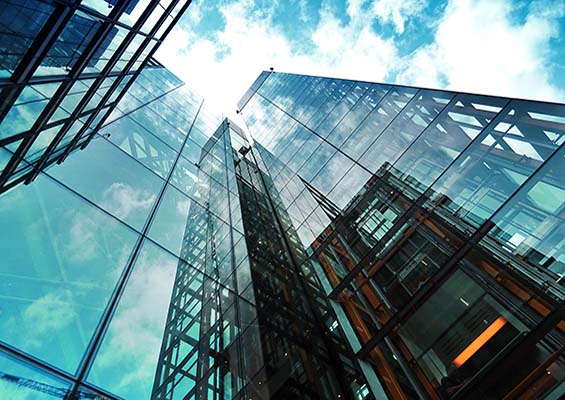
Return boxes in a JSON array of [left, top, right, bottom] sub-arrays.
[[0, 0, 192, 194], [236, 71, 565, 399], [0, 61, 224, 398]]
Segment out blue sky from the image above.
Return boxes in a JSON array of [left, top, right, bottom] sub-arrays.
[[155, 0, 565, 116]]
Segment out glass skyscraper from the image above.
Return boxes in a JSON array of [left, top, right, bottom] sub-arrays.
[[0, 0, 192, 194], [236, 71, 565, 399], [1, 3, 564, 399]]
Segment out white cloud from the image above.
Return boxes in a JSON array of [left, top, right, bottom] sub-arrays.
[[92, 247, 179, 397], [101, 182, 156, 221], [397, 0, 565, 102], [156, 0, 564, 128], [67, 214, 98, 263], [372, 0, 425, 34], [156, 0, 398, 122], [21, 290, 76, 348]]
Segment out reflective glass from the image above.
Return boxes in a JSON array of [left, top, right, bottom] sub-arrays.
[[24, 125, 61, 162], [99, 115, 177, 178], [48, 138, 164, 230], [182, 138, 204, 164], [483, 145, 565, 281], [140, 3, 166, 34], [34, 11, 101, 76], [85, 24, 129, 73], [129, 107, 185, 150], [429, 100, 565, 228], [326, 84, 392, 148], [0, 146, 12, 173], [392, 95, 506, 194], [88, 240, 181, 399], [148, 184, 207, 261], [297, 140, 336, 182], [0, 175, 138, 372], [81, 0, 115, 16], [340, 87, 418, 159], [359, 90, 454, 172], [0, 83, 62, 140], [0, 0, 53, 77], [170, 155, 200, 195], [328, 162, 371, 210], [118, 0, 152, 27], [0, 351, 71, 399], [398, 269, 527, 388], [112, 34, 145, 73], [310, 150, 353, 196]]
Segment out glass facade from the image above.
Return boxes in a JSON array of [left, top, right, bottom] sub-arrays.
[[0, 61, 224, 398], [0, 0, 193, 194], [1, 10, 564, 397], [236, 71, 565, 400]]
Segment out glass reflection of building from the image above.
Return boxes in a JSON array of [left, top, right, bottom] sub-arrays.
[[150, 120, 372, 399], [236, 71, 565, 400], [0, 0, 192, 194]]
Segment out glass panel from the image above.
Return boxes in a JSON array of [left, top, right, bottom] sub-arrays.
[[85, 24, 129, 73], [482, 145, 565, 282], [24, 125, 61, 162], [88, 240, 181, 399], [111, 33, 144, 73], [359, 90, 454, 173], [328, 162, 371, 210], [34, 10, 102, 76], [0, 0, 54, 77], [148, 184, 208, 261], [0, 146, 13, 174], [170, 156, 200, 195], [326, 84, 393, 148], [99, 115, 177, 178], [129, 107, 185, 150], [297, 140, 336, 182], [428, 100, 565, 228], [310, 150, 353, 196], [0, 83, 61, 140], [0, 175, 138, 372], [47, 138, 164, 230], [140, 3, 166, 34], [118, 0, 152, 27], [182, 138, 204, 164], [0, 351, 72, 399], [398, 269, 527, 392], [392, 95, 507, 195], [81, 0, 115, 16], [341, 87, 419, 160]]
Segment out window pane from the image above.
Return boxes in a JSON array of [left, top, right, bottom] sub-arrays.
[[0, 175, 138, 372], [359, 90, 454, 173], [88, 240, 182, 399], [482, 145, 565, 282], [148, 184, 207, 261], [0, 83, 61, 140], [48, 138, 164, 230], [99, 115, 177, 178], [129, 107, 185, 150], [428, 100, 565, 228], [0, 0, 54, 77], [393, 94, 507, 195], [0, 351, 71, 399], [34, 11, 102, 77]]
